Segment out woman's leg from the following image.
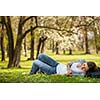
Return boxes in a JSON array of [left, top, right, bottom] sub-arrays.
[[30, 59, 56, 75], [38, 54, 59, 67], [30, 60, 39, 74]]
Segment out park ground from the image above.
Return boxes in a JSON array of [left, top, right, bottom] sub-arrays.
[[0, 51, 100, 83]]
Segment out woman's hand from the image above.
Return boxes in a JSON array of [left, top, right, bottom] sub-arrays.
[[66, 69, 72, 76]]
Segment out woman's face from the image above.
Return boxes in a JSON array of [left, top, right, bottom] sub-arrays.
[[78, 63, 89, 71]]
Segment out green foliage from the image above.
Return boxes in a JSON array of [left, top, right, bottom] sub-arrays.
[[0, 51, 100, 83]]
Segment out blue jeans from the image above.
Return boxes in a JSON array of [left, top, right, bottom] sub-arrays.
[[30, 54, 59, 74]]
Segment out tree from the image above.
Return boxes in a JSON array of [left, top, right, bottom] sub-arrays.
[[29, 18, 35, 60], [2, 16, 65, 68], [0, 17, 5, 61], [2, 16, 35, 68], [75, 16, 99, 54], [23, 37, 27, 57], [36, 35, 47, 58]]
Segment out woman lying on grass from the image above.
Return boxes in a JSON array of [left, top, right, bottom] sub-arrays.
[[30, 54, 97, 76]]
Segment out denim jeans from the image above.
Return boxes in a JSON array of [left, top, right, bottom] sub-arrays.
[[30, 54, 59, 74]]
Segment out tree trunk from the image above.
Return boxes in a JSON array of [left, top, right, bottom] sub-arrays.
[[6, 44, 9, 57], [55, 42, 59, 54], [6, 16, 23, 68], [30, 26, 35, 60], [23, 37, 27, 57], [94, 30, 98, 54], [52, 39, 55, 53], [7, 32, 14, 68], [4, 17, 14, 68], [36, 36, 47, 58], [68, 47, 72, 55], [10, 17, 23, 68], [93, 24, 99, 54], [12, 40, 22, 68], [0, 24, 5, 61], [40, 39, 46, 53], [36, 37, 42, 59], [63, 49, 66, 55], [84, 27, 90, 54]]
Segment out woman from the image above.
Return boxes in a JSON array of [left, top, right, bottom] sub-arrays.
[[30, 54, 97, 76]]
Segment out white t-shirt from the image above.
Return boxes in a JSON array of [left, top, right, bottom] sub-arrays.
[[56, 63, 67, 75], [56, 63, 85, 76], [71, 63, 85, 76]]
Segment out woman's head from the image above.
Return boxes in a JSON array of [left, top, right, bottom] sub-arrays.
[[86, 61, 97, 72], [78, 61, 97, 72]]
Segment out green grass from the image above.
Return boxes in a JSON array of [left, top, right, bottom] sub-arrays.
[[0, 51, 100, 83]]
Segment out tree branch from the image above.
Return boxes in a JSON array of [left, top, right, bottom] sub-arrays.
[[34, 16, 38, 26], [22, 16, 80, 39], [21, 16, 35, 25], [21, 26, 38, 39], [22, 24, 78, 39], [37, 25, 77, 35]]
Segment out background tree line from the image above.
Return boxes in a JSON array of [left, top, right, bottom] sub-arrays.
[[0, 16, 100, 68]]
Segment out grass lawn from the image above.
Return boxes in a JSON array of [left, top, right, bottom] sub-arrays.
[[0, 51, 100, 83]]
